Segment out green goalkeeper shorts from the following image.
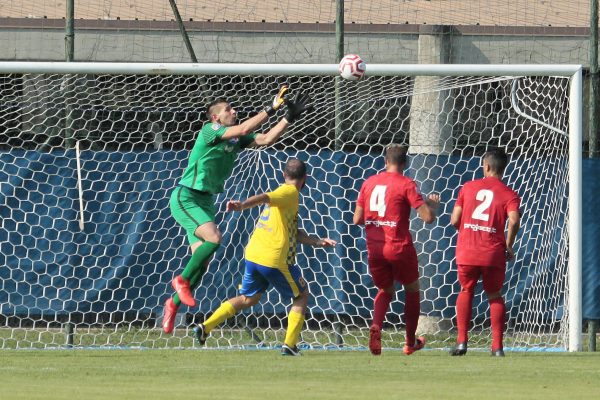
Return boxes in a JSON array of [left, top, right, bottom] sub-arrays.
[[169, 185, 216, 245]]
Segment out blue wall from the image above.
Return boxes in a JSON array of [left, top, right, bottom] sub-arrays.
[[583, 158, 600, 319], [0, 150, 598, 322]]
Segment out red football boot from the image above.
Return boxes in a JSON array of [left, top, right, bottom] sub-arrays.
[[369, 324, 382, 355], [162, 298, 178, 334], [403, 336, 426, 355], [171, 275, 196, 307]]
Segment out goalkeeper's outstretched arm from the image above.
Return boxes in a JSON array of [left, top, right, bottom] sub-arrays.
[[251, 119, 289, 146], [222, 85, 288, 140], [221, 112, 269, 139], [250, 92, 313, 147]]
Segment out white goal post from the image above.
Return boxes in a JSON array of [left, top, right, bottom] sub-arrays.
[[0, 62, 582, 351]]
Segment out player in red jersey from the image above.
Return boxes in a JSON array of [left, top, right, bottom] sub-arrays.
[[353, 145, 439, 356], [449, 148, 521, 357]]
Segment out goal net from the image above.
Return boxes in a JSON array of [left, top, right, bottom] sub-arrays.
[[0, 62, 581, 351]]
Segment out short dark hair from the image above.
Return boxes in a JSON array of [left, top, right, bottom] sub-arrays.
[[284, 158, 307, 180], [206, 98, 228, 120], [385, 145, 408, 166], [483, 148, 509, 173]]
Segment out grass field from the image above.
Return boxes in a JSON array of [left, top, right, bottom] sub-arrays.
[[1, 349, 599, 400]]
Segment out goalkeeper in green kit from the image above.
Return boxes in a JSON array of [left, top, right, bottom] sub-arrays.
[[163, 86, 312, 333]]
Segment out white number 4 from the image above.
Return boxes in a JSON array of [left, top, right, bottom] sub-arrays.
[[370, 185, 387, 217], [472, 189, 494, 221]]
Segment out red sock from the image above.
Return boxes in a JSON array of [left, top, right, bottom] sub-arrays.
[[489, 297, 505, 350], [456, 290, 473, 344], [372, 290, 392, 328], [404, 291, 420, 347]]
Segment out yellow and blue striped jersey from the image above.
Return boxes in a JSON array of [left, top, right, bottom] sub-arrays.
[[245, 184, 299, 269]]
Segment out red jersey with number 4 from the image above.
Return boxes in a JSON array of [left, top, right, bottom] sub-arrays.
[[455, 177, 520, 268], [357, 172, 425, 256]]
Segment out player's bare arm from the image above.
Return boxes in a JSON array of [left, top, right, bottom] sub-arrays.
[[297, 229, 337, 247], [249, 92, 313, 148], [222, 86, 288, 140], [352, 205, 365, 225], [505, 210, 521, 261], [450, 205, 463, 228], [417, 193, 440, 224], [226, 193, 270, 212], [220, 113, 269, 139], [250, 118, 290, 146]]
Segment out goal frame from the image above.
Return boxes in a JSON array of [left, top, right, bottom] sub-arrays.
[[0, 62, 583, 351]]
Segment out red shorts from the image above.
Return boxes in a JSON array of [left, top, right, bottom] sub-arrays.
[[368, 248, 419, 289], [457, 264, 505, 293]]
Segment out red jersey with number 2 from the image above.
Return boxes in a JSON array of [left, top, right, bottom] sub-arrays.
[[357, 172, 425, 257], [455, 177, 520, 268]]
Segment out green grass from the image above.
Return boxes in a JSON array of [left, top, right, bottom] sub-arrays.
[[0, 327, 567, 350], [1, 349, 599, 400]]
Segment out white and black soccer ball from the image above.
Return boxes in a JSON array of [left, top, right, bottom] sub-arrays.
[[338, 54, 366, 81]]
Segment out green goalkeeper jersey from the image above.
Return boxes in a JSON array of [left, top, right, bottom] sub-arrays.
[[178, 122, 257, 194]]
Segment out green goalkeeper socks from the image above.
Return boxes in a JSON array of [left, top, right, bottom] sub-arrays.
[[172, 241, 219, 306], [181, 241, 219, 281]]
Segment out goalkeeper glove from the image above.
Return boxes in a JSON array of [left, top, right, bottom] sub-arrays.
[[285, 93, 313, 123], [264, 85, 288, 116]]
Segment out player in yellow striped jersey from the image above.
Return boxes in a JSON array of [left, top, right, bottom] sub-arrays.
[[193, 158, 337, 355]]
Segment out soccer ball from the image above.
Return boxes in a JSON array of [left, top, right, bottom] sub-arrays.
[[338, 54, 366, 81]]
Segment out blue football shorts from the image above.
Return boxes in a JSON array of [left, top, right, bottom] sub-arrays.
[[239, 259, 307, 299]]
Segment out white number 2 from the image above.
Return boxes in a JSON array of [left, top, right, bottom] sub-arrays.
[[369, 185, 387, 217], [472, 189, 494, 221]]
